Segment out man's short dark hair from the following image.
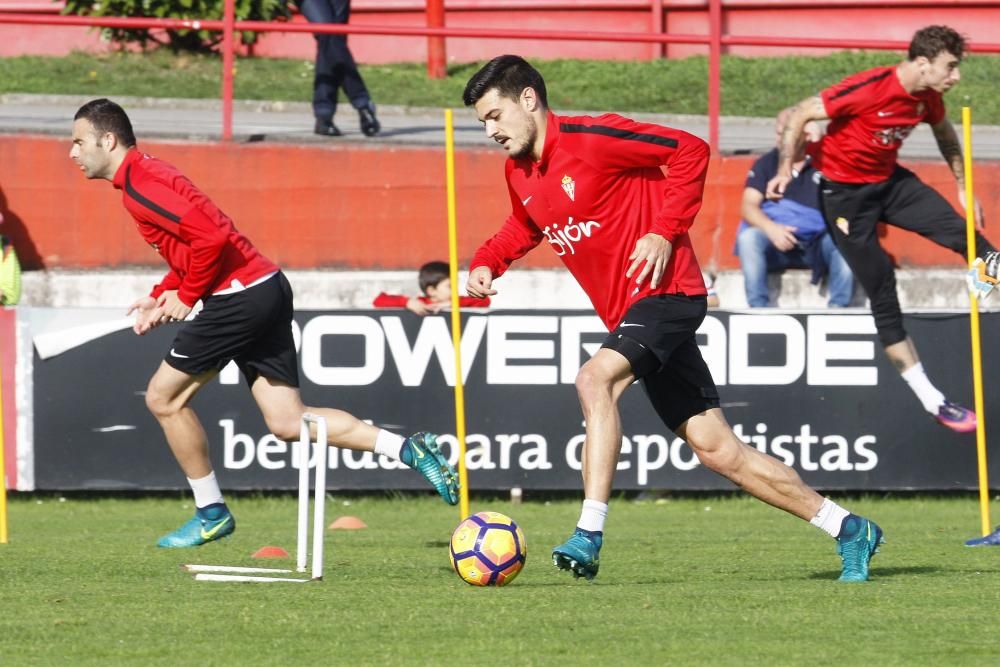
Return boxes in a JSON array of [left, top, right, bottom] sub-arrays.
[[418, 260, 450, 294], [908, 25, 966, 62], [74, 98, 137, 148], [462, 55, 548, 108]]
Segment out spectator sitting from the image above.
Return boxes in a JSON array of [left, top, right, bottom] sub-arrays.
[[0, 212, 22, 306], [374, 260, 491, 315], [735, 108, 854, 307]]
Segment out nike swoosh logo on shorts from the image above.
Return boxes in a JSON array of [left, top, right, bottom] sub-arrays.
[[620, 323, 645, 328], [170, 348, 191, 359]]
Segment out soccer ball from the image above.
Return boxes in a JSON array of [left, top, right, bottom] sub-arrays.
[[449, 511, 526, 587]]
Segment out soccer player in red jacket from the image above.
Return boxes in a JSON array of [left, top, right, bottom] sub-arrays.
[[463, 56, 882, 582], [69, 99, 458, 548], [768, 25, 993, 435]]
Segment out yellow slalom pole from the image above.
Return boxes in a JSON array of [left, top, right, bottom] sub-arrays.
[[444, 109, 470, 521], [0, 363, 9, 543], [962, 106, 991, 536]]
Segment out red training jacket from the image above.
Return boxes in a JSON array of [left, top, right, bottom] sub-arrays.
[[811, 65, 945, 183], [112, 149, 279, 306], [470, 111, 709, 331]]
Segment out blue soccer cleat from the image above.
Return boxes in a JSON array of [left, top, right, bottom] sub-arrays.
[[157, 504, 236, 548], [403, 432, 459, 506], [836, 515, 884, 582], [965, 526, 1000, 546], [552, 527, 602, 581], [967, 253, 1000, 300]]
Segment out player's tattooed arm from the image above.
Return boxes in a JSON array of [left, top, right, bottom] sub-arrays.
[[766, 96, 828, 200], [931, 119, 964, 183], [777, 96, 827, 171], [933, 118, 985, 227]]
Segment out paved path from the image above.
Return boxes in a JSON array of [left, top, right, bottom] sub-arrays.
[[5, 93, 1000, 159]]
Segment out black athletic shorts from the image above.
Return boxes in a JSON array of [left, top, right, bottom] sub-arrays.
[[820, 166, 995, 347], [601, 294, 720, 431], [164, 271, 300, 387]]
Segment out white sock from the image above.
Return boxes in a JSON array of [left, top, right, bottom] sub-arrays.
[[577, 499, 608, 533], [187, 471, 224, 508], [809, 498, 851, 538], [901, 362, 945, 414], [373, 429, 405, 460]]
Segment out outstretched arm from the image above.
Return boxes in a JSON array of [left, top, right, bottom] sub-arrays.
[[931, 118, 984, 228], [767, 97, 828, 200]]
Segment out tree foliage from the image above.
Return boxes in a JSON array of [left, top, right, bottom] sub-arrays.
[[60, 0, 290, 53]]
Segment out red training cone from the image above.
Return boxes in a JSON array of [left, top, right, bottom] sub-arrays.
[[251, 545, 290, 559]]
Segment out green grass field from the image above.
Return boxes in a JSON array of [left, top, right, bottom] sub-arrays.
[[2, 494, 999, 665], [2, 50, 999, 122]]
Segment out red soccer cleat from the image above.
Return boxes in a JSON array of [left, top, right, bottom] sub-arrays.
[[935, 401, 976, 433]]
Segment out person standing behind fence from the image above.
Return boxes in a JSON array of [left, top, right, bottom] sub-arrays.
[[296, 0, 380, 137], [767, 25, 993, 435], [69, 98, 457, 549]]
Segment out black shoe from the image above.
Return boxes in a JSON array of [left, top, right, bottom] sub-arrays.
[[314, 119, 342, 137], [358, 103, 380, 137]]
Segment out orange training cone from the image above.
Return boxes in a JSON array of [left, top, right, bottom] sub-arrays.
[[251, 545, 290, 559]]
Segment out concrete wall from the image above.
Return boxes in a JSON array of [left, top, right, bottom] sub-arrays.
[[2, 134, 998, 274]]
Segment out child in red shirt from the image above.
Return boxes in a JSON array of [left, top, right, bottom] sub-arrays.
[[374, 260, 490, 315]]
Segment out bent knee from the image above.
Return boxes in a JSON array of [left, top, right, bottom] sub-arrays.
[[575, 366, 613, 404], [265, 416, 303, 442], [144, 386, 177, 419]]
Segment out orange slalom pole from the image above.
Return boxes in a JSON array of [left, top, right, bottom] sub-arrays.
[[444, 109, 470, 520], [962, 106, 991, 536]]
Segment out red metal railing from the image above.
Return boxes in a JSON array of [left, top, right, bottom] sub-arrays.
[[426, 0, 447, 78], [1, 1, 999, 149]]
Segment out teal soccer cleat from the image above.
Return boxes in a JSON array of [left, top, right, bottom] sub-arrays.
[[403, 432, 459, 506], [552, 528, 602, 581], [157, 504, 236, 548], [836, 515, 884, 582]]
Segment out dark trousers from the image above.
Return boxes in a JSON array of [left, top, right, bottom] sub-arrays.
[[820, 166, 994, 346], [299, 0, 371, 120]]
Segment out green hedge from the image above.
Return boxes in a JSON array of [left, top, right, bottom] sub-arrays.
[[60, 0, 289, 52]]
